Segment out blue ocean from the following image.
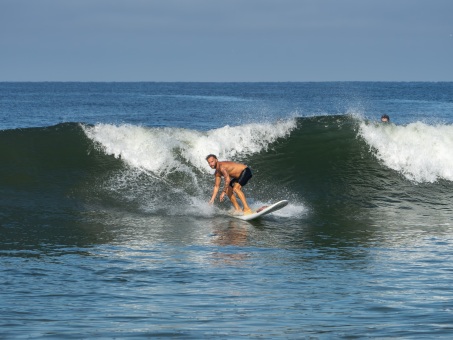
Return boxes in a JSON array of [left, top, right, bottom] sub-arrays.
[[1, 82, 453, 338]]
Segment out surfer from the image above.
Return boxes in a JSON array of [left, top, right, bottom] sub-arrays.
[[381, 114, 390, 123], [206, 154, 253, 215]]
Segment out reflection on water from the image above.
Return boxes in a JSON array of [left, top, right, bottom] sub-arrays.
[[209, 220, 251, 265], [211, 220, 249, 247]]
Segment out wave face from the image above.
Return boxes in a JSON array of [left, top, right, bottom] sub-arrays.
[[1, 116, 453, 232]]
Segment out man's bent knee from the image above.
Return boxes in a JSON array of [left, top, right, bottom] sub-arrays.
[[232, 183, 242, 192]]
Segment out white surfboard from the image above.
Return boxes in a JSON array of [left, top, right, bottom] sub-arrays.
[[231, 200, 289, 221]]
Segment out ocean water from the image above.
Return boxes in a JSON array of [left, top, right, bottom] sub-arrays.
[[1, 82, 453, 338]]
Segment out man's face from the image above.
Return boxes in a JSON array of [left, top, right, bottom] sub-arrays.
[[207, 156, 217, 169]]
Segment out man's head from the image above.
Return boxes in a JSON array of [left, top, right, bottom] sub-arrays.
[[381, 114, 390, 123], [206, 154, 218, 169]]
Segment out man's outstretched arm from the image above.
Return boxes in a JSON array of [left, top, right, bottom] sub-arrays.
[[209, 176, 221, 204]]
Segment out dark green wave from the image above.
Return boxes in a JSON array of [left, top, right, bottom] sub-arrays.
[[1, 118, 452, 235]]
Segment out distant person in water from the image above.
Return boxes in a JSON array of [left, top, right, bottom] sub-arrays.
[[206, 154, 253, 215], [381, 114, 390, 123]]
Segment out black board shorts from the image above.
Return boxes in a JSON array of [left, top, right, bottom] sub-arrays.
[[230, 167, 252, 187]]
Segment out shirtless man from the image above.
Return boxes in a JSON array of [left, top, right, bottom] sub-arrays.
[[206, 154, 253, 215]]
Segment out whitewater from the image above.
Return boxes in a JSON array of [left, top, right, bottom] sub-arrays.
[[359, 121, 453, 183]]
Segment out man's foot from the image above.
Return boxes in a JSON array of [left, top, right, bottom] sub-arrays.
[[243, 209, 253, 215]]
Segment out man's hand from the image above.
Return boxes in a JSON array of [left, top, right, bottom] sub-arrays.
[[220, 192, 226, 202]]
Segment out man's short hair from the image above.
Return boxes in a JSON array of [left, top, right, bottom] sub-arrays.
[[205, 154, 217, 161]]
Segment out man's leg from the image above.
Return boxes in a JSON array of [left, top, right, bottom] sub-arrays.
[[226, 187, 242, 212], [233, 184, 252, 214]]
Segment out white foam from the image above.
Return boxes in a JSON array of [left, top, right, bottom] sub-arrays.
[[359, 121, 453, 183], [82, 124, 186, 176], [184, 197, 218, 217], [82, 119, 297, 177]]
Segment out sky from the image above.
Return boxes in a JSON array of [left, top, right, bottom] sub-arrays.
[[1, 0, 452, 82]]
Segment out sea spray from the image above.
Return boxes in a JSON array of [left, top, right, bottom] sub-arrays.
[[189, 119, 298, 171]]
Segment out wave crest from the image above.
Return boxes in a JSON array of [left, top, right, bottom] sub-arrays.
[[82, 119, 297, 176], [359, 121, 453, 183]]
